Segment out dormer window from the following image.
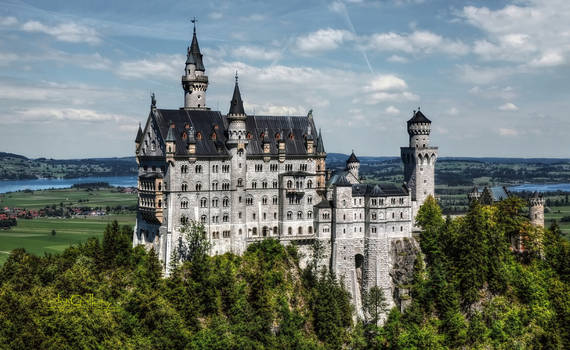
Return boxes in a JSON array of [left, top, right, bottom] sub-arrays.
[[196, 132, 202, 140], [288, 133, 294, 140], [246, 132, 252, 140], [275, 132, 280, 140], [182, 132, 187, 140], [211, 132, 217, 140]]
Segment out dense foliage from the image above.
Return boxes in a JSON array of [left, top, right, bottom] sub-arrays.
[[0, 196, 568, 349]]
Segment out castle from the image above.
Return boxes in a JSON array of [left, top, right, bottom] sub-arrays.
[[133, 25, 437, 312]]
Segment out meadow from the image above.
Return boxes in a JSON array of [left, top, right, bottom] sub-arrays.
[[0, 215, 135, 265], [545, 205, 570, 240], [0, 187, 137, 210]]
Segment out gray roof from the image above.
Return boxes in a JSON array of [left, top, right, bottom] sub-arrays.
[[347, 151, 359, 164], [135, 123, 143, 143], [228, 81, 245, 116], [407, 109, 431, 124], [188, 28, 205, 71], [315, 199, 332, 208], [334, 174, 352, 187], [316, 129, 325, 154], [165, 123, 176, 142], [352, 183, 407, 197], [244, 115, 318, 156]]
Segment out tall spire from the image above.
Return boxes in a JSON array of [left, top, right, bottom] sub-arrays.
[[135, 123, 143, 143], [316, 128, 325, 153], [182, 18, 208, 109], [189, 17, 204, 71], [228, 73, 245, 115]]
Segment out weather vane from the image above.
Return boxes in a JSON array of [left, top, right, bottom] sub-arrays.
[[191, 17, 197, 33]]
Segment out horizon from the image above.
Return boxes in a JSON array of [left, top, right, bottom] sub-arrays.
[[0, 0, 569, 158]]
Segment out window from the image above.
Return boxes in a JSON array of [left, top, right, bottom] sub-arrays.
[[392, 212, 395, 219], [212, 165, 219, 173], [307, 211, 312, 219], [273, 226, 278, 235], [181, 200, 189, 209], [223, 197, 229, 207], [246, 196, 253, 206], [287, 180, 292, 189], [372, 199, 377, 206], [223, 230, 230, 238], [195, 165, 202, 173], [297, 211, 302, 219], [307, 180, 313, 188], [212, 231, 219, 239], [272, 181, 278, 188], [262, 196, 268, 205], [212, 181, 218, 190], [299, 164, 307, 171], [181, 183, 188, 191], [252, 227, 257, 235], [399, 198, 404, 204], [400, 212, 403, 219], [285, 164, 293, 171], [391, 198, 396, 205], [270, 164, 278, 171], [196, 182, 202, 191], [307, 196, 313, 204], [252, 181, 257, 189], [287, 211, 292, 220], [400, 226, 403, 232], [238, 212, 242, 219], [288, 227, 292, 235], [212, 216, 219, 223], [223, 214, 229, 222], [288, 197, 294, 205], [200, 215, 207, 224], [222, 164, 230, 173], [212, 198, 219, 207], [180, 216, 188, 224], [200, 197, 207, 207], [272, 196, 278, 205], [222, 182, 230, 190], [372, 213, 377, 220], [274, 212, 277, 219], [295, 197, 301, 205], [181, 165, 188, 174], [158, 199, 161, 208], [372, 227, 377, 233], [262, 181, 268, 189], [298, 227, 303, 235], [255, 164, 263, 172], [237, 178, 243, 187], [308, 226, 313, 234]]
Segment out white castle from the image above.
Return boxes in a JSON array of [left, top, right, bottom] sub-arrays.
[[133, 25, 438, 312]]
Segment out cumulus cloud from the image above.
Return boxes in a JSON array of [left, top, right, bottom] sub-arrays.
[[116, 54, 182, 80], [387, 55, 409, 63], [385, 105, 400, 115], [364, 74, 407, 91], [21, 20, 101, 44], [0, 16, 18, 26], [296, 28, 355, 53], [498, 102, 519, 111], [2, 107, 136, 127], [232, 46, 281, 61], [360, 74, 418, 104], [366, 30, 469, 56], [460, 0, 570, 67]]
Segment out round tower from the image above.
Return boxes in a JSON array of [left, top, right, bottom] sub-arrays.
[[182, 21, 208, 109], [407, 108, 431, 149], [226, 73, 247, 148], [529, 192, 545, 227], [346, 151, 360, 182]]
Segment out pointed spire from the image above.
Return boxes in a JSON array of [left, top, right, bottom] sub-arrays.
[[316, 128, 325, 153], [188, 17, 204, 71], [228, 73, 245, 116], [165, 122, 176, 142], [347, 150, 359, 164], [135, 123, 143, 143]]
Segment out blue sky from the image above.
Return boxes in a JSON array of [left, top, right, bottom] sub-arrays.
[[0, 0, 569, 158]]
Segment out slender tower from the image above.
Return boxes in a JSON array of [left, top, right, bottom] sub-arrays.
[[529, 192, 545, 227], [401, 108, 438, 217], [182, 19, 208, 109]]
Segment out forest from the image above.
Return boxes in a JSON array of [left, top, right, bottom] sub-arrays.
[[0, 197, 568, 349]]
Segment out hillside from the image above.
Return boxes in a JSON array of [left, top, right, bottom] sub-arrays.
[[0, 153, 137, 180]]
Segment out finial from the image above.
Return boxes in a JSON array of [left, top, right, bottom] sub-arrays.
[[151, 92, 156, 107], [307, 109, 313, 119], [191, 17, 197, 34], [235, 70, 238, 84], [417, 106, 421, 111]]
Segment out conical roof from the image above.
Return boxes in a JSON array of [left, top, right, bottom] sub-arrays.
[[135, 123, 143, 143], [316, 129, 325, 153], [347, 151, 359, 164], [228, 79, 245, 115], [407, 109, 431, 124], [165, 122, 176, 142], [188, 26, 205, 71]]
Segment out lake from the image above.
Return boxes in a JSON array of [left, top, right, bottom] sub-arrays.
[[508, 183, 570, 192], [0, 176, 137, 194]]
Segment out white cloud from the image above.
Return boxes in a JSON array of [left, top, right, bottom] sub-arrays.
[[385, 105, 400, 115], [244, 102, 306, 115], [457, 64, 515, 85], [209, 12, 223, 20], [387, 54, 409, 63], [364, 74, 407, 91], [21, 20, 101, 44], [498, 102, 519, 111], [460, 1, 570, 67], [4, 107, 136, 126], [296, 28, 355, 53], [367, 30, 469, 56], [232, 46, 281, 61], [116, 54, 182, 80], [498, 128, 519, 136], [0, 16, 18, 26]]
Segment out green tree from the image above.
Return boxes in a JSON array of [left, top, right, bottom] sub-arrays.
[[172, 220, 211, 266], [51, 229, 56, 236]]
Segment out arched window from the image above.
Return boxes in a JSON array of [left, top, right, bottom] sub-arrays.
[[181, 183, 188, 191], [307, 180, 313, 188], [200, 215, 207, 223], [307, 211, 312, 219], [308, 226, 313, 234], [246, 195, 253, 206], [223, 197, 229, 207], [237, 178, 243, 187], [287, 180, 292, 189], [200, 197, 207, 207], [196, 182, 202, 191], [287, 211, 292, 220], [252, 181, 257, 189], [298, 227, 303, 235], [273, 226, 278, 235], [262, 196, 268, 205], [273, 196, 278, 205], [252, 227, 257, 235], [195, 165, 202, 173], [297, 211, 302, 219], [158, 199, 162, 208], [262, 181, 268, 189], [288, 227, 292, 235]]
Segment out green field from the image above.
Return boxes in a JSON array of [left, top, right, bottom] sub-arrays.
[[0, 215, 135, 265], [0, 187, 137, 210], [545, 205, 570, 241]]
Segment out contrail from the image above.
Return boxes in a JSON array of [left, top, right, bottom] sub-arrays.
[[333, 1, 374, 74]]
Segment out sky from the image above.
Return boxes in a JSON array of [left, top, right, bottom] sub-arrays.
[[0, 0, 569, 159]]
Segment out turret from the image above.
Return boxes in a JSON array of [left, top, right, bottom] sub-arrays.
[[467, 186, 480, 203], [226, 73, 248, 149], [529, 192, 545, 227], [346, 151, 360, 182], [315, 128, 327, 193], [165, 122, 176, 164], [182, 19, 208, 109], [407, 108, 431, 149], [135, 123, 143, 152]]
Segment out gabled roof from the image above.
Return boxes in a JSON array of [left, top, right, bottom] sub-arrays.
[[347, 151, 359, 164], [334, 174, 352, 187], [228, 80, 245, 116], [351, 183, 407, 197], [407, 109, 431, 124]]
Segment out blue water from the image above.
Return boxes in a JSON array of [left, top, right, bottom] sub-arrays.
[[508, 183, 570, 193], [0, 176, 137, 194]]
